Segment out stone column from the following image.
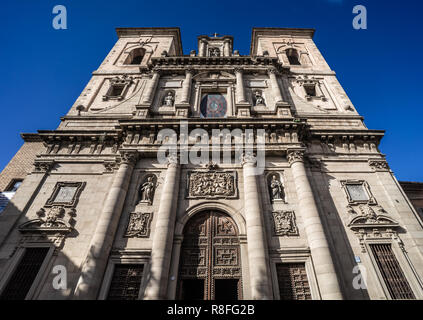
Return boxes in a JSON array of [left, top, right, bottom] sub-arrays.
[[226, 85, 233, 116], [242, 153, 272, 300], [287, 149, 343, 300], [180, 69, 193, 104], [143, 156, 180, 299], [268, 68, 284, 103], [142, 70, 161, 105], [235, 68, 247, 103], [223, 39, 231, 56], [74, 151, 137, 299], [199, 39, 207, 57]]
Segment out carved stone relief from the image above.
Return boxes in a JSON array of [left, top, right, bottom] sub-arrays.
[[124, 212, 153, 238], [346, 203, 401, 253], [187, 171, 237, 199], [272, 211, 298, 236]]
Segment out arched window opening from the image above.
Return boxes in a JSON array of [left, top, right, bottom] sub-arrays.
[[286, 48, 301, 66], [124, 48, 145, 65]]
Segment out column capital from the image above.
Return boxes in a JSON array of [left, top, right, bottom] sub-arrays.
[[287, 149, 305, 166], [234, 67, 244, 74], [167, 153, 179, 168], [120, 151, 138, 166], [185, 68, 195, 75], [240, 151, 257, 166]]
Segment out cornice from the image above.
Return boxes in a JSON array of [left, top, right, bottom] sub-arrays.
[[149, 56, 289, 74]]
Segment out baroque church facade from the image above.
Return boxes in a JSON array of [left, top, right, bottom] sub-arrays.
[[0, 27, 423, 300]]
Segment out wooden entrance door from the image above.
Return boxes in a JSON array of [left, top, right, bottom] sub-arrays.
[[178, 211, 242, 300]]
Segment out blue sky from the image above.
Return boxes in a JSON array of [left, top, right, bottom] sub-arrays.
[[0, 0, 422, 181]]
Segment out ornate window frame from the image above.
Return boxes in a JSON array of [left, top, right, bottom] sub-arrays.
[[340, 180, 376, 205], [0, 244, 55, 300], [102, 75, 133, 101], [98, 250, 151, 300], [45, 181, 86, 208], [269, 249, 320, 300]]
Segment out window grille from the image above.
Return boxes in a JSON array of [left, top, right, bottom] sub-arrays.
[[276, 263, 312, 300], [0, 247, 49, 300], [370, 244, 415, 299], [106, 264, 144, 300]]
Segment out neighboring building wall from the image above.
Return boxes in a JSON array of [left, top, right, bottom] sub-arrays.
[[0, 138, 44, 192], [400, 181, 423, 219]]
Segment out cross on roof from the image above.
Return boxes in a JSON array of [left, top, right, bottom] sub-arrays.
[[212, 32, 221, 38]]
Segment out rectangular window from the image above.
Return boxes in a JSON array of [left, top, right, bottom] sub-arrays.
[[370, 244, 415, 299], [304, 85, 317, 97], [346, 184, 369, 202], [6, 179, 23, 192], [0, 247, 49, 300], [110, 85, 124, 97], [276, 263, 312, 300], [106, 264, 144, 300]]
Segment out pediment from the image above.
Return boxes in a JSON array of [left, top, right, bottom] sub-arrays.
[[348, 214, 399, 230]]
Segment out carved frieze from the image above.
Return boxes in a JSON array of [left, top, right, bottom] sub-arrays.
[[125, 212, 153, 238], [272, 211, 298, 236], [187, 171, 237, 199]]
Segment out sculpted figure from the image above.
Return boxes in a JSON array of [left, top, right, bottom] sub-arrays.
[[269, 175, 284, 201], [140, 176, 155, 203], [164, 92, 174, 106], [254, 91, 265, 106]]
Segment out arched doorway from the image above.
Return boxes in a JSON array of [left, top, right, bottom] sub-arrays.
[[177, 211, 242, 300]]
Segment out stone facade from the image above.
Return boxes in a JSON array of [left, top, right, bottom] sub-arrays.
[[0, 27, 423, 300]]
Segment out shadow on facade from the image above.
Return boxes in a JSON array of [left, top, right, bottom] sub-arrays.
[[313, 162, 370, 300], [0, 200, 80, 300]]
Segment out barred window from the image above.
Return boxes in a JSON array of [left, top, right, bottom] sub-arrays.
[[370, 244, 415, 300], [0, 247, 49, 300], [276, 263, 312, 300], [106, 264, 144, 300]]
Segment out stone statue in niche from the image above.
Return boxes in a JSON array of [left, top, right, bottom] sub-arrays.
[[254, 90, 265, 106], [139, 176, 156, 204], [269, 174, 285, 202], [163, 91, 174, 106]]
